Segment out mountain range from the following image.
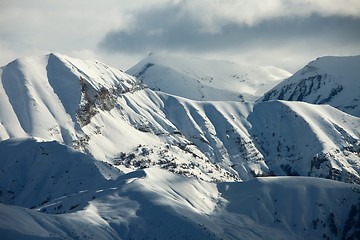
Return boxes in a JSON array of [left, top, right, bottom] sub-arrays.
[[0, 53, 359, 239]]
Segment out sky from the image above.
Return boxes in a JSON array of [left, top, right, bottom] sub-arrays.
[[1, 0, 360, 73]]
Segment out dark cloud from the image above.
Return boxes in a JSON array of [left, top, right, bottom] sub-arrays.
[[99, 3, 360, 58]]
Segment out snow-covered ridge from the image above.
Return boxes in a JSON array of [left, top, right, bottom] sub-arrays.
[[0, 53, 241, 182], [0, 139, 359, 239], [249, 100, 360, 183], [0, 53, 141, 142], [0, 138, 121, 210], [1, 53, 360, 239], [259, 55, 360, 117], [0, 53, 359, 184], [127, 54, 291, 102]]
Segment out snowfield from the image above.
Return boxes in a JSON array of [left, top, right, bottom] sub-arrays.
[[0, 53, 360, 239]]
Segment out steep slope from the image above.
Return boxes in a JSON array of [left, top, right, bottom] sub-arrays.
[[249, 101, 360, 183], [1, 53, 360, 239], [0, 53, 239, 182], [1, 152, 360, 240], [127, 54, 291, 102], [0, 52, 140, 143], [106, 91, 360, 183], [0, 53, 359, 184], [260, 55, 360, 117], [0, 138, 121, 210]]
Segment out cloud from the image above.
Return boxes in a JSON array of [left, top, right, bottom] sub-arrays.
[[0, 0, 141, 67], [97, 0, 360, 36], [190, 0, 360, 27], [1, 0, 360, 71], [98, 1, 360, 71]]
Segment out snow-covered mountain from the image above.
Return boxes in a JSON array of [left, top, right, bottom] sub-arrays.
[[1, 53, 360, 239], [0, 53, 359, 183], [0, 53, 242, 182], [127, 53, 291, 102], [259, 55, 360, 117], [1, 138, 359, 239], [249, 100, 360, 183]]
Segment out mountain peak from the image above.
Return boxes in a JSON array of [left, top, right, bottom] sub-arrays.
[[0, 53, 142, 144], [259, 55, 360, 117], [127, 54, 291, 102]]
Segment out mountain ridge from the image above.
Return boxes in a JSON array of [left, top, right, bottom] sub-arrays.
[[1, 52, 360, 239], [1, 138, 359, 239], [0, 53, 359, 184], [259, 55, 360, 117], [127, 53, 291, 102]]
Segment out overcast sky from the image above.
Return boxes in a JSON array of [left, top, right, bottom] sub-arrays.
[[1, 0, 360, 72]]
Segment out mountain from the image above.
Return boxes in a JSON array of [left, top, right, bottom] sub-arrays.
[[249, 100, 360, 183], [0, 53, 239, 182], [1, 53, 360, 239], [0, 53, 359, 184], [1, 138, 360, 239], [0, 138, 121, 210], [0, 52, 140, 141], [259, 55, 360, 117], [127, 53, 291, 102]]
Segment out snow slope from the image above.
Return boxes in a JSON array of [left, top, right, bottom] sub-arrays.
[[0, 53, 239, 182], [1, 53, 360, 239], [0, 52, 140, 142], [0, 53, 359, 184], [0, 138, 121, 210], [127, 54, 291, 102], [0, 140, 359, 240], [249, 101, 360, 183], [259, 55, 360, 117]]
